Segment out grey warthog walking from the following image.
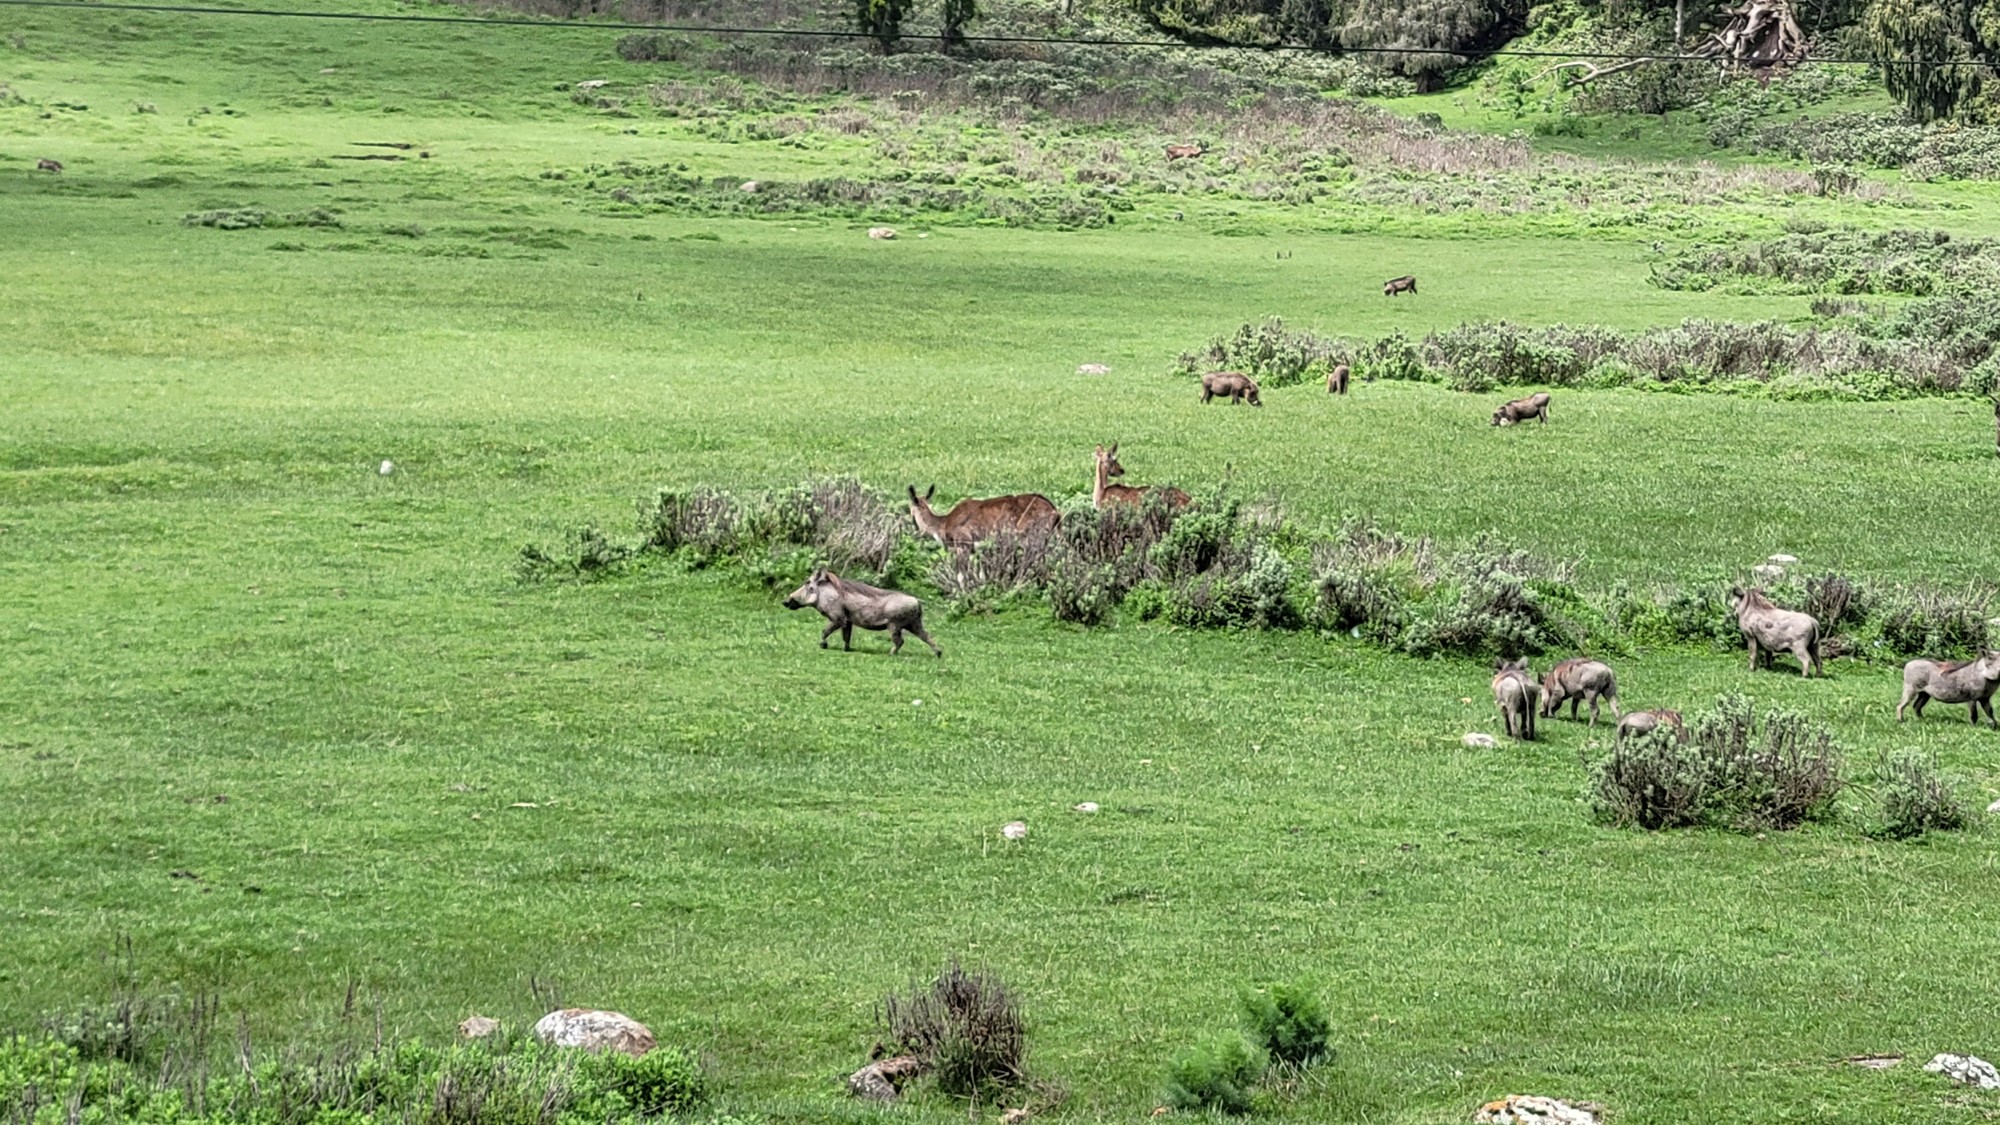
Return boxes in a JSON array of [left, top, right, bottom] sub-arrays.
[[1615, 708, 1685, 747], [1729, 586, 1823, 677], [1383, 275, 1417, 296], [1491, 392, 1550, 426], [1200, 371, 1263, 406], [782, 569, 941, 656], [1492, 658, 1540, 741], [1327, 363, 1350, 395], [1896, 650, 2000, 726], [1539, 658, 1621, 728]]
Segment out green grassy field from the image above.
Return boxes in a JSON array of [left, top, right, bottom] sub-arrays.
[[8, 5, 2000, 1124]]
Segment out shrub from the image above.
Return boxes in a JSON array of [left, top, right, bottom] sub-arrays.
[[881, 962, 1025, 1099], [1872, 584, 1992, 658], [1591, 695, 1843, 832], [1871, 751, 1971, 840], [578, 1044, 707, 1115], [517, 525, 632, 582], [1589, 725, 1713, 830], [1047, 556, 1119, 626], [1163, 1035, 1265, 1115], [1238, 982, 1331, 1068]]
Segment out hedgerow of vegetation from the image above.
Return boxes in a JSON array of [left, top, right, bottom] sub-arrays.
[[1649, 227, 2000, 296], [521, 480, 1993, 667], [0, 1028, 719, 1125], [1588, 693, 1845, 832], [1177, 295, 2000, 400]]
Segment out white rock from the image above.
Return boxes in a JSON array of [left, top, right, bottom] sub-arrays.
[[1073, 802, 1099, 813], [1077, 363, 1111, 375], [378, 460, 394, 475], [1925, 1054, 2000, 1089], [1473, 1095, 1602, 1124], [1768, 553, 1799, 564], [576, 79, 608, 90], [1000, 820, 1028, 840], [1462, 733, 1498, 749], [531, 1009, 655, 1057], [458, 1015, 500, 1039], [867, 226, 897, 240], [739, 180, 760, 193], [1752, 564, 1785, 582], [917, 233, 930, 238], [1988, 797, 2000, 814]]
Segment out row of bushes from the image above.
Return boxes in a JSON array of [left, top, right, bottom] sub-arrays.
[[1648, 226, 2000, 297], [0, 1031, 717, 1125], [1592, 694, 1972, 841], [519, 480, 1995, 666], [1729, 110, 2000, 181], [1175, 302, 2000, 399]]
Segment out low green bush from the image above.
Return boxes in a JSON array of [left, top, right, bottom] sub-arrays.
[[1163, 1035, 1266, 1115], [1238, 982, 1332, 1068], [1589, 694, 1844, 833]]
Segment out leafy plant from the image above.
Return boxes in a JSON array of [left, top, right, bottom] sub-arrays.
[[881, 961, 1026, 1099], [1163, 1035, 1266, 1115], [1871, 751, 1971, 839], [1238, 982, 1332, 1068]]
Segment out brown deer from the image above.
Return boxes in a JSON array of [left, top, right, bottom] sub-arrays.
[[906, 485, 1058, 549], [1383, 275, 1417, 296], [1164, 143, 1205, 161], [1327, 363, 1350, 395], [1092, 444, 1190, 511]]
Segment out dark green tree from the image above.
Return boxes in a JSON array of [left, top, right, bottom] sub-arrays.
[[855, 0, 915, 50], [1863, 0, 1997, 121], [941, 0, 979, 50], [1338, 0, 1523, 91]]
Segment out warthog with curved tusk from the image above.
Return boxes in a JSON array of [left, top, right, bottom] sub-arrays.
[[783, 569, 941, 656], [1327, 363, 1350, 395], [1615, 708, 1685, 747], [1383, 275, 1417, 296], [1729, 585, 1823, 678], [1897, 650, 2000, 727], [1492, 658, 1540, 741], [1540, 658, 1621, 728], [1199, 371, 1262, 407], [1491, 392, 1550, 426]]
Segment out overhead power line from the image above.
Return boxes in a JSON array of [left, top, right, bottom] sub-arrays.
[[0, 0, 1987, 67]]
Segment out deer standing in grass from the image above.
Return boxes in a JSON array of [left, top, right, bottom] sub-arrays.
[[1092, 444, 1190, 511], [906, 486, 1058, 549]]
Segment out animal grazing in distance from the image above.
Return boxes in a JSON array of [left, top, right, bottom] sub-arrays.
[[1492, 658, 1539, 741], [906, 486, 1058, 549], [782, 569, 941, 657], [1383, 275, 1417, 296], [1728, 586, 1823, 678], [1897, 650, 2000, 727], [1092, 443, 1191, 511], [1200, 371, 1262, 407], [1164, 143, 1205, 161], [1615, 708, 1685, 747], [1491, 392, 1550, 426], [1327, 363, 1350, 395], [36, 158, 62, 173], [1539, 658, 1621, 728]]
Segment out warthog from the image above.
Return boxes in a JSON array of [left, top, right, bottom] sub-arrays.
[[1897, 650, 2000, 726], [783, 569, 941, 656], [1092, 443, 1191, 510], [1615, 708, 1686, 747], [1491, 393, 1551, 426], [1383, 275, 1417, 296], [1200, 371, 1262, 407], [1492, 658, 1540, 741], [906, 485, 1058, 549], [1164, 143, 1205, 160], [1729, 586, 1823, 677], [1327, 363, 1350, 395], [36, 158, 62, 173], [1539, 658, 1621, 728]]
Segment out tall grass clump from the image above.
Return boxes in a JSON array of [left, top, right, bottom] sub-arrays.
[[1238, 982, 1332, 1069], [880, 961, 1026, 1099], [1163, 1035, 1265, 1115], [1589, 694, 1844, 832], [1869, 751, 1971, 840]]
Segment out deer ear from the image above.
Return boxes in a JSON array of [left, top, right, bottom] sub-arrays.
[[907, 485, 918, 502], [1109, 442, 1119, 455], [925, 485, 935, 500]]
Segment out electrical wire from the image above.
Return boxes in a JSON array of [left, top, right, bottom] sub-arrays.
[[0, 0, 1981, 67]]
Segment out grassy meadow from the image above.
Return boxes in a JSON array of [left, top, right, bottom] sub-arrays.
[[7, 4, 2000, 1123]]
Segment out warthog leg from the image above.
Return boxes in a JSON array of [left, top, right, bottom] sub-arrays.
[[1792, 642, 1815, 678], [820, 621, 840, 648], [841, 622, 854, 650]]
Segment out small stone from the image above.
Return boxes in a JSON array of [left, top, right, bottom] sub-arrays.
[[1473, 1095, 1602, 1124], [1768, 553, 1799, 564], [1001, 821, 1028, 840], [1925, 1053, 2000, 1089], [1844, 1054, 1902, 1069], [1752, 564, 1785, 582], [1073, 802, 1099, 813], [1077, 363, 1111, 375], [999, 1109, 1031, 1125], [458, 1015, 501, 1039], [1462, 733, 1498, 749], [378, 460, 394, 475], [739, 180, 760, 193], [576, 79, 608, 89], [1987, 797, 2000, 814], [531, 1009, 655, 1058], [867, 226, 897, 240]]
